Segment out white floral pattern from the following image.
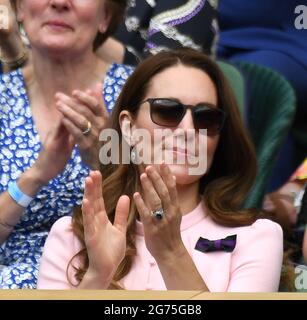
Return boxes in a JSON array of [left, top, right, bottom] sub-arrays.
[[0, 64, 134, 289]]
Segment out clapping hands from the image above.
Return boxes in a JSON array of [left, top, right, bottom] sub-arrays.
[[55, 83, 109, 169], [80, 164, 185, 289]]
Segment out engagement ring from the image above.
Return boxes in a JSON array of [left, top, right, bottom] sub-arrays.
[[151, 208, 164, 220]]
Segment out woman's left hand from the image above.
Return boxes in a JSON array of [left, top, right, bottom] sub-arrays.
[[133, 163, 186, 263], [55, 83, 109, 169]]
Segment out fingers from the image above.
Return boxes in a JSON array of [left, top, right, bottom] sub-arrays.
[[43, 118, 75, 154], [82, 198, 95, 240], [145, 164, 178, 209], [137, 164, 179, 223], [84, 171, 105, 214], [55, 90, 108, 151], [140, 173, 162, 212], [84, 172, 106, 217], [56, 93, 94, 134], [83, 172, 130, 240], [61, 117, 87, 145], [72, 88, 106, 118], [84, 85, 109, 131], [160, 163, 178, 204], [91, 171, 105, 213], [67, 134, 76, 151], [56, 92, 94, 117], [133, 192, 151, 224], [88, 83, 109, 119], [114, 195, 130, 233], [84, 175, 95, 206], [145, 165, 171, 210], [48, 117, 67, 140]]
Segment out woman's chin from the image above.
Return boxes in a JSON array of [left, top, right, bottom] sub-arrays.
[[38, 38, 80, 56], [167, 164, 205, 185]]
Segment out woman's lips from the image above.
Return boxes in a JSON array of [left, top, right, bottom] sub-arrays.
[[44, 21, 73, 30], [172, 147, 189, 155], [165, 147, 198, 157]]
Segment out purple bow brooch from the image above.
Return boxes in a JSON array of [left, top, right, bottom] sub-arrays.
[[195, 234, 237, 253]]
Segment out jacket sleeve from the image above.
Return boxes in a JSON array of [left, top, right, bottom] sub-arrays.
[[37, 216, 82, 289], [227, 219, 283, 292]]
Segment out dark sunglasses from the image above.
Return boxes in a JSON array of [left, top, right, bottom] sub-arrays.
[[140, 98, 226, 135]]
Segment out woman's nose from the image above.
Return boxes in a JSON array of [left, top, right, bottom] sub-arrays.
[[177, 109, 195, 130], [50, 0, 71, 11]]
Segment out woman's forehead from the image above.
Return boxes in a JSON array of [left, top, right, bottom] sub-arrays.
[[146, 65, 217, 105]]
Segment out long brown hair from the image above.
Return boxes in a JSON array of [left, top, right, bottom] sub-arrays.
[[11, 0, 127, 51], [70, 48, 262, 287]]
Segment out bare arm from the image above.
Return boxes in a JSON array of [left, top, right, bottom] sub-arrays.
[[0, 120, 75, 243], [0, 167, 46, 244]]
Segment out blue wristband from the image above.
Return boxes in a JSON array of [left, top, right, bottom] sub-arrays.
[[8, 181, 34, 208]]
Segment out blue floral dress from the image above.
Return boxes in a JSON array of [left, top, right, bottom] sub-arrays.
[[0, 64, 134, 288]]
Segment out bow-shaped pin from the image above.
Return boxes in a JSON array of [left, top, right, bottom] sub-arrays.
[[195, 234, 237, 253]]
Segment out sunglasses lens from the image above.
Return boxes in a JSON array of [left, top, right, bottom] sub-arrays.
[[194, 108, 225, 134], [151, 99, 185, 127]]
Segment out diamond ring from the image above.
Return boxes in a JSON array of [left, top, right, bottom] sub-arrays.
[[151, 208, 164, 220]]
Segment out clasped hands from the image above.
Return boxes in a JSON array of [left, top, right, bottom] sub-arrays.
[[31, 84, 108, 186], [55, 83, 109, 169]]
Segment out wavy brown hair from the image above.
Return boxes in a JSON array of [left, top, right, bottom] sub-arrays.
[[11, 0, 127, 51], [70, 48, 264, 287]]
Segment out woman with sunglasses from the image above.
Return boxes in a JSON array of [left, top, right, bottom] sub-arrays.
[[38, 48, 283, 291]]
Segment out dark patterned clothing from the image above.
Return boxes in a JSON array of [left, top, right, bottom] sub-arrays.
[[115, 0, 218, 65]]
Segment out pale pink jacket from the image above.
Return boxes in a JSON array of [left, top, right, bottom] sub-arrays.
[[37, 202, 283, 291]]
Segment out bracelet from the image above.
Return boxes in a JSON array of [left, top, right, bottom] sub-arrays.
[[7, 181, 34, 208]]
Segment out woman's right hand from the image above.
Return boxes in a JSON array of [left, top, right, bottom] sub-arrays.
[[30, 119, 75, 186], [80, 171, 130, 288]]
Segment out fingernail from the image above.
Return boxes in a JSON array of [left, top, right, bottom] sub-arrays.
[[161, 162, 167, 170], [146, 166, 154, 174]]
